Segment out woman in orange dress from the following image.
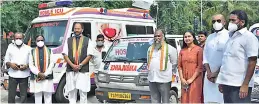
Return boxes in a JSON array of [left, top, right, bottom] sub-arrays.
[[178, 31, 203, 103]]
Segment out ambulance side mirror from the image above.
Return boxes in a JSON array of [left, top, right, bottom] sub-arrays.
[[102, 52, 106, 60]]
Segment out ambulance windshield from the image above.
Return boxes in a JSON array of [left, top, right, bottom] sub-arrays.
[[105, 38, 151, 62], [24, 20, 67, 47]]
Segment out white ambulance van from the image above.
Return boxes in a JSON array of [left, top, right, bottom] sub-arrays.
[[250, 23, 259, 102], [95, 35, 183, 103], [3, 1, 156, 103]]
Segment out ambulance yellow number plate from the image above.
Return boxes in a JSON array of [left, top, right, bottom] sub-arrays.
[[108, 92, 131, 100]]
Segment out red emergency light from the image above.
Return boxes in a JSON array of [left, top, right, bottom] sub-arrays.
[[99, 8, 107, 14], [143, 13, 149, 19], [38, 3, 48, 9]]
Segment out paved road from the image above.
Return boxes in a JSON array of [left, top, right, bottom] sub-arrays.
[[0, 87, 99, 103]]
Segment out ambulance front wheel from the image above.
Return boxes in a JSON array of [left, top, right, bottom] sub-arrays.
[[55, 76, 69, 103], [169, 90, 178, 103]]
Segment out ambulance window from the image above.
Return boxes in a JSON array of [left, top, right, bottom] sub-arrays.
[[126, 25, 154, 36], [147, 26, 154, 34], [165, 38, 177, 48], [72, 22, 91, 39], [24, 20, 67, 47], [179, 40, 183, 48]]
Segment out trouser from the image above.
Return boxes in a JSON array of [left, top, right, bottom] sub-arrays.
[[222, 85, 252, 103], [201, 71, 206, 103], [68, 89, 87, 104], [34, 92, 52, 104], [149, 82, 171, 103], [8, 76, 28, 103]]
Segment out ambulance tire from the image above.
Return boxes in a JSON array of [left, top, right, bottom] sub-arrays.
[[55, 76, 69, 103], [169, 90, 178, 103]]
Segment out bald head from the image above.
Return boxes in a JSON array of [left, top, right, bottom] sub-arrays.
[[212, 14, 226, 25]]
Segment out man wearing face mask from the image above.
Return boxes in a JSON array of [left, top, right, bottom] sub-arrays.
[[216, 10, 259, 103], [147, 29, 178, 103], [203, 14, 229, 103], [29, 35, 54, 104], [94, 34, 108, 69], [92, 34, 108, 87], [5, 32, 32, 103], [62, 23, 95, 104]]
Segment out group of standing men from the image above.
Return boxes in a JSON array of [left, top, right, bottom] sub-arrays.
[[147, 10, 258, 103], [3, 9, 259, 104], [4, 23, 106, 104]]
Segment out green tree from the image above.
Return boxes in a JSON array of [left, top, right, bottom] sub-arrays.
[[150, 0, 259, 35], [1, 1, 42, 33]]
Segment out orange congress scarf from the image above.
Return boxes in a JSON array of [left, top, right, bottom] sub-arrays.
[[147, 41, 169, 71], [72, 36, 84, 65], [34, 46, 50, 73]]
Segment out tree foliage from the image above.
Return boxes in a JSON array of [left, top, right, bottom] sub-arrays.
[[1, 0, 259, 35], [151, 0, 259, 35], [1, 0, 132, 33]]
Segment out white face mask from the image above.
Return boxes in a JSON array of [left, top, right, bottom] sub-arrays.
[[15, 39, 23, 46], [96, 41, 104, 47], [213, 22, 223, 31], [228, 22, 238, 32], [37, 41, 44, 47]]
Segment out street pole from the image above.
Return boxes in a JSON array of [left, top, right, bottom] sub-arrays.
[[200, 0, 203, 31], [156, 2, 158, 27]]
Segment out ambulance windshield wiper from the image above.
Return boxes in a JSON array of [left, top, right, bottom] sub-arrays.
[[132, 58, 147, 62], [113, 57, 132, 62]]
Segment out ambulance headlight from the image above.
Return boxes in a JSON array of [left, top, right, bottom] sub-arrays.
[[97, 72, 109, 83], [137, 73, 149, 86]]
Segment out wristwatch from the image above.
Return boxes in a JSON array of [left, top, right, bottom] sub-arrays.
[[79, 64, 83, 69]]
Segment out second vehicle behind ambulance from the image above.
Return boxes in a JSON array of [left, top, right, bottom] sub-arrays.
[[95, 35, 183, 103]]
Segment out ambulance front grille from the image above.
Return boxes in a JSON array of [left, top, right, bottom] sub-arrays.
[[109, 75, 137, 83]]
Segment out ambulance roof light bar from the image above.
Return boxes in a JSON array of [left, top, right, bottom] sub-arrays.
[[99, 8, 107, 14], [38, 1, 72, 9]]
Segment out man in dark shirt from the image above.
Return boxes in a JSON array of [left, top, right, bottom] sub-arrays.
[[198, 31, 207, 49]]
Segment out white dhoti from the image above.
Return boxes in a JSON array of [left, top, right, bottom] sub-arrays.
[[65, 72, 91, 104], [203, 72, 224, 103], [34, 92, 52, 104], [30, 79, 54, 104]]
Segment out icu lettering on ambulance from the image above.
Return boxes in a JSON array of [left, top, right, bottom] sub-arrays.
[[39, 8, 64, 17]]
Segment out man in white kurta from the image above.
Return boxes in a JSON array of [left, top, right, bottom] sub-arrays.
[[29, 35, 54, 104], [203, 14, 229, 103], [147, 30, 178, 103], [62, 23, 95, 104]]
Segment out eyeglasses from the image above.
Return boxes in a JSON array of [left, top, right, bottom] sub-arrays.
[[212, 19, 221, 23]]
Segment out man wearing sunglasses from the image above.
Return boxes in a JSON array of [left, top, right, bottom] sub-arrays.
[[216, 10, 259, 103], [203, 14, 229, 103]]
